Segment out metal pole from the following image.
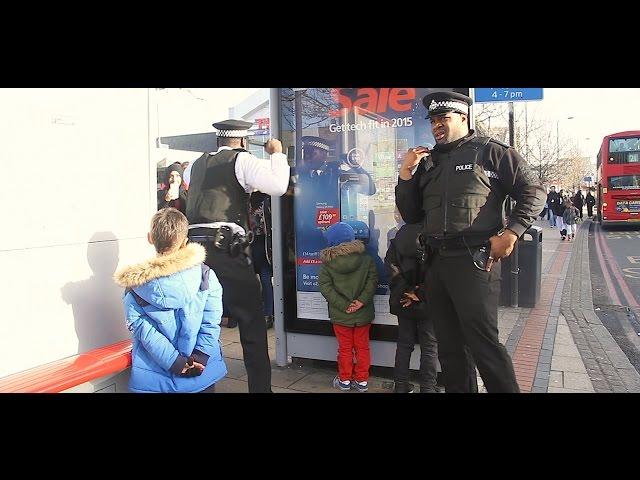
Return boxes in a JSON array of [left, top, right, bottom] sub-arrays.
[[508, 102, 518, 308], [539, 139, 543, 180], [556, 120, 560, 164], [525, 103, 528, 161], [270, 87, 288, 367], [294, 91, 303, 169]]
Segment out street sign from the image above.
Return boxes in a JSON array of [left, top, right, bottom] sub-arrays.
[[474, 88, 543, 103], [250, 129, 270, 136]]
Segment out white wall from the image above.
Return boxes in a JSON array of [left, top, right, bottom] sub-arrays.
[[228, 88, 269, 120], [0, 88, 157, 378]]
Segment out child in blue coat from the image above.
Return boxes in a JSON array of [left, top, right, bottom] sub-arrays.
[[114, 208, 227, 393]]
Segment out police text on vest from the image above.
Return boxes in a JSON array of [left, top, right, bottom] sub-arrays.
[[456, 164, 473, 171]]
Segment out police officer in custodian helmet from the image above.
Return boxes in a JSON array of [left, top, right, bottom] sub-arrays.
[[186, 119, 290, 393], [395, 92, 546, 393]]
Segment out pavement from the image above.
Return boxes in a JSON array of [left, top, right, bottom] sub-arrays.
[[215, 218, 640, 393]]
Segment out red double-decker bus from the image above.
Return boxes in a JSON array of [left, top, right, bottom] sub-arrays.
[[596, 131, 640, 226]]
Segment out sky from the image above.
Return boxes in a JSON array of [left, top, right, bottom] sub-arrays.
[[500, 88, 640, 163], [157, 88, 261, 137], [155, 88, 262, 164], [160, 88, 640, 152], [156, 88, 640, 173]]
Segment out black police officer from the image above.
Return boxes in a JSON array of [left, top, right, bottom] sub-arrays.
[[395, 91, 546, 393], [186, 119, 290, 393]]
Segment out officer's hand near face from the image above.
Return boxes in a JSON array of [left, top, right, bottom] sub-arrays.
[[486, 229, 519, 271], [264, 139, 283, 154], [399, 147, 430, 180]]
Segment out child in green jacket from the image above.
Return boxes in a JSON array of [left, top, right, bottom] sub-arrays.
[[319, 222, 378, 392]]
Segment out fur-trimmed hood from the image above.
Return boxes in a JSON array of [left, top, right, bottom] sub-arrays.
[[320, 239, 364, 263], [114, 242, 206, 288], [113, 242, 207, 309]]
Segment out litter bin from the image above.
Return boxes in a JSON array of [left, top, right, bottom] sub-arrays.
[[517, 226, 542, 308], [499, 253, 515, 307]]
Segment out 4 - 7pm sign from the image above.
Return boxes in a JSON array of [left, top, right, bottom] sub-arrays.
[[474, 88, 543, 103]]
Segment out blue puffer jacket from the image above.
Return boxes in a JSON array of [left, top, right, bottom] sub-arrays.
[[114, 243, 227, 393]]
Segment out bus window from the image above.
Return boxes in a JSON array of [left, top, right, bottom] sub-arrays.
[[608, 136, 640, 163], [609, 174, 640, 190]]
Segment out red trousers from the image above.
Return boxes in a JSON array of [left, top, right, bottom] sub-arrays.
[[333, 324, 371, 382]]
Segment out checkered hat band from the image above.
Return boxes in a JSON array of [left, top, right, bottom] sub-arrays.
[[217, 129, 249, 137], [429, 100, 469, 114], [306, 141, 330, 151]]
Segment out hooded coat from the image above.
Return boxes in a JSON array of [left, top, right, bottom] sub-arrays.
[[384, 223, 428, 320], [318, 240, 378, 326], [157, 164, 188, 214], [114, 243, 227, 393]]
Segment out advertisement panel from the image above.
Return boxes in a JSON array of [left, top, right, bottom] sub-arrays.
[[616, 199, 640, 213], [281, 88, 452, 325]]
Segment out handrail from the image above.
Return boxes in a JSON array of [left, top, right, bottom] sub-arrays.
[[0, 340, 132, 393]]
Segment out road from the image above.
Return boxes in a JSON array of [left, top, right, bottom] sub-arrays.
[[589, 221, 640, 373]]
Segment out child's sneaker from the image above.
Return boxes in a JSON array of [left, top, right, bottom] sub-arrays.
[[333, 376, 351, 391], [351, 380, 368, 392]]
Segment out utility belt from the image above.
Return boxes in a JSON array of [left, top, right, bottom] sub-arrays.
[[421, 229, 499, 253], [188, 226, 254, 257], [420, 230, 499, 271]]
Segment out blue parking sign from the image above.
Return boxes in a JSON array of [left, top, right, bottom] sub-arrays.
[[474, 88, 543, 103]]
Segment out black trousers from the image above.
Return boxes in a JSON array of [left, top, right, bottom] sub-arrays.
[[394, 314, 438, 392], [587, 205, 594, 217], [425, 252, 519, 393], [198, 240, 272, 393]]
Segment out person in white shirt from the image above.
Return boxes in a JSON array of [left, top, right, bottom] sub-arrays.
[[186, 119, 290, 392]]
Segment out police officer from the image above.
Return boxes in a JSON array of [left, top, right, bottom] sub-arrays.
[[295, 136, 377, 254], [186, 119, 290, 393], [395, 92, 546, 393], [294, 136, 338, 254], [300, 136, 333, 177], [298, 136, 375, 195]]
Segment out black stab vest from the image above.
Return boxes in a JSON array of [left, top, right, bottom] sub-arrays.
[[186, 149, 250, 231]]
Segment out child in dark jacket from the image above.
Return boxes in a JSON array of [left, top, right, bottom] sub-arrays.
[[319, 222, 378, 392], [385, 222, 438, 393], [556, 200, 568, 240], [562, 199, 580, 241]]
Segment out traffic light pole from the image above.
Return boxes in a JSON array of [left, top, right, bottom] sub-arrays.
[[507, 102, 519, 308]]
